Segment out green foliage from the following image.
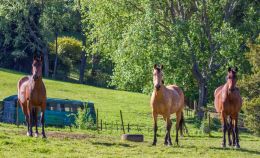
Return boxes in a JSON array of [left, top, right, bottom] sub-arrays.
[[200, 115, 221, 134], [49, 36, 83, 76], [73, 108, 96, 130], [82, 0, 255, 104], [243, 98, 260, 136]]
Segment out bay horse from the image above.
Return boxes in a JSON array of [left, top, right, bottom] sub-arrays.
[[17, 55, 47, 138], [214, 67, 242, 148], [150, 64, 186, 146]]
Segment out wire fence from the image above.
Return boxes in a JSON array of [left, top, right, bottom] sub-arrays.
[[94, 107, 247, 136], [95, 108, 195, 134]]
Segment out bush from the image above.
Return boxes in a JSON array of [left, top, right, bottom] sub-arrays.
[[73, 108, 96, 130], [200, 114, 221, 134], [243, 97, 260, 136]]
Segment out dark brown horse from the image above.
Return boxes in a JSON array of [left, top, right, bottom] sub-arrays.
[[214, 67, 242, 148], [150, 64, 186, 146], [17, 55, 47, 138]]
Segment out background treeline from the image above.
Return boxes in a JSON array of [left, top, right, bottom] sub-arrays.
[[0, 0, 259, 131]]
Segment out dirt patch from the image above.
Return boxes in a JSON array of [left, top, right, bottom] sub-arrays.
[[19, 131, 95, 140]]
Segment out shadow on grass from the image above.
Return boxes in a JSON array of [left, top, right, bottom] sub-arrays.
[[91, 141, 131, 147], [210, 146, 260, 155]]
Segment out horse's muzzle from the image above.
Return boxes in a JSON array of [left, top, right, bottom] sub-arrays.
[[33, 75, 39, 80], [155, 85, 161, 91]]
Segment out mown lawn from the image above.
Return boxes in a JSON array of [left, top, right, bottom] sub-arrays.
[[0, 68, 260, 157]]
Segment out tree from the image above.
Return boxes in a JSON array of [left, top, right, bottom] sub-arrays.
[[40, 0, 73, 78], [239, 35, 260, 135], [0, 0, 49, 75], [83, 0, 255, 116], [49, 36, 83, 78]]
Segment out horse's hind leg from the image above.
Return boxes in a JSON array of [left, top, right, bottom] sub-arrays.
[[152, 111, 158, 146], [40, 103, 47, 138], [233, 115, 240, 148], [175, 111, 182, 145]]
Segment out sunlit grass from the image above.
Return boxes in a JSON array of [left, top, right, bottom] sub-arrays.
[[0, 68, 259, 157]]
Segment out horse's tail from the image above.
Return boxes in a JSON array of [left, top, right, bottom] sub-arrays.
[[180, 111, 189, 136]]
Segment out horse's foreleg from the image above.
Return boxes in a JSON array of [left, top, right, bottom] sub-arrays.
[[221, 113, 227, 148], [234, 116, 240, 148], [227, 117, 232, 146], [152, 112, 158, 146], [166, 117, 172, 146], [175, 111, 181, 145], [27, 100, 33, 137], [40, 110, 46, 138], [34, 108, 39, 137]]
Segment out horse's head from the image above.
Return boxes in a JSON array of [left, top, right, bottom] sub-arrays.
[[32, 55, 43, 81], [226, 67, 238, 92], [153, 64, 164, 91]]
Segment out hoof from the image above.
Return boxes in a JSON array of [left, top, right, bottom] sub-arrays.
[[235, 144, 240, 149], [152, 143, 156, 146], [27, 132, 33, 137], [228, 142, 232, 146], [34, 133, 39, 138], [221, 144, 226, 148]]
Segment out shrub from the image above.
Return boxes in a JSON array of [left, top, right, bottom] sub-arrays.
[[200, 114, 221, 134], [73, 108, 96, 130], [243, 97, 260, 136]]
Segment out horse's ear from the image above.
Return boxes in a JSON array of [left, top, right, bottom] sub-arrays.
[[228, 67, 232, 72], [33, 54, 37, 60], [39, 55, 43, 62], [234, 66, 238, 72], [161, 65, 163, 70], [154, 64, 157, 69]]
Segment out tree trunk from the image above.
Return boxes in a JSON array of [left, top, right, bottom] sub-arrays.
[[91, 54, 100, 76], [198, 80, 207, 118], [43, 47, 49, 77], [191, 59, 208, 118], [53, 33, 58, 78], [79, 47, 87, 83]]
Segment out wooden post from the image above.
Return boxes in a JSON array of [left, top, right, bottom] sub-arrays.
[[128, 123, 130, 133], [194, 100, 197, 114], [16, 100, 19, 127], [116, 122, 118, 131], [120, 110, 125, 134], [96, 109, 99, 130], [100, 119, 103, 131], [208, 113, 211, 136]]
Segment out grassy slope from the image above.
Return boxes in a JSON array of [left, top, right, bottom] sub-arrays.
[[0, 68, 260, 157], [0, 68, 151, 125]]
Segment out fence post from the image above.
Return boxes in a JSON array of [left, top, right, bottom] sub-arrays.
[[208, 113, 211, 137], [116, 122, 118, 131], [100, 119, 102, 131], [120, 110, 125, 134], [16, 100, 19, 127], [194, 100, 197, 114], [128, 123, 130, 133], [96, 108, 99, 130]]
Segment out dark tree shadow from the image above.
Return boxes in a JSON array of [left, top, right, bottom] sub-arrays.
[[91, 141, 131, 147], [210, 147, 260, 155]]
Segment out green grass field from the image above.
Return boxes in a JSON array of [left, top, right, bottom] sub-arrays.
[[0, 68, 259, 158]]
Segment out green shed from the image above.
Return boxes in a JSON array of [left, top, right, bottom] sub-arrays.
[[1, 95, 96, 127]]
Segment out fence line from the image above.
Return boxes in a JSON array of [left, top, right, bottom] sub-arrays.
[[94, 107, 246, 135]]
